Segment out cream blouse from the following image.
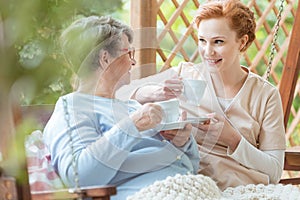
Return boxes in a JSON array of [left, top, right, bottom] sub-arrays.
[[177, 62, 286, 189]]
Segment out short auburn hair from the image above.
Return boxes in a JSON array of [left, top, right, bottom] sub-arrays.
[[194, 0, 256, 52]]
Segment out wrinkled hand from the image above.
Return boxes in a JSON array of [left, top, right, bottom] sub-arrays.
[[194, 113, 241, 151], [130, 103, 163, 131], [160, 111, 191, 147], [160, 124, 192, 147]]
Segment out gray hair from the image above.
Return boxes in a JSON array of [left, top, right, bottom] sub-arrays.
[[60, 16, 133, 77]]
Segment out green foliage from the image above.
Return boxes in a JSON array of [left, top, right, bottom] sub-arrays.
[[0, 0, 123, 105]]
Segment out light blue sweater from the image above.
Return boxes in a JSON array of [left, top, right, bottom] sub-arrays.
[[43, 92, 200, 199]]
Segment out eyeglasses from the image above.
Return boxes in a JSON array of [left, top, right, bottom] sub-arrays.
[[120, 47, 135, 60]]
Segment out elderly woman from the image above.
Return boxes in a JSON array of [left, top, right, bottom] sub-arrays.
[[43, 16, 200, 199]]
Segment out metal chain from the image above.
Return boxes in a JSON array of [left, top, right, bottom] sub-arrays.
[[62, 97, 83, 199], [265, 0, 285, 80]]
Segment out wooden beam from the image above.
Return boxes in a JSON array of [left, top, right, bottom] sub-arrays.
[[130, 0, 157, 79], [279, 0, 300, 128]]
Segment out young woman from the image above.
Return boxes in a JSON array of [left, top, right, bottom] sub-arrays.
[[126, 0, 286, 190]]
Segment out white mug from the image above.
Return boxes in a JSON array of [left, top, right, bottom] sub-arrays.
[[183, 79, 206, 106], [154, 99, 180, 123]]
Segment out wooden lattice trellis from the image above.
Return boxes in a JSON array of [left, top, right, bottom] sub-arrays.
[[130, 0, 300, 180]]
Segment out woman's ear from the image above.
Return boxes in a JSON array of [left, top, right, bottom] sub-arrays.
[[239, 34, 249, 52], [99, 50, 110, 68]]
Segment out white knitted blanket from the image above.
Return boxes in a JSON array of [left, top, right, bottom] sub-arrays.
[[127, 174, 300, 200], [223, 184, 300, 200]]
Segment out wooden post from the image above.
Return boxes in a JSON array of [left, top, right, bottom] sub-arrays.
[[279, 0, 300, 128], [0, 14, 9, 163], [130, 0, 157, 79]]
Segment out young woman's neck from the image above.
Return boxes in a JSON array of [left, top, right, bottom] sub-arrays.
[[210, 65, 247, 98]]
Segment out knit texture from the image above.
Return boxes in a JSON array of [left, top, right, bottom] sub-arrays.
[[127, 174, 222, 200], [127, 174, 300, 200], [223, 183, 300, 200]]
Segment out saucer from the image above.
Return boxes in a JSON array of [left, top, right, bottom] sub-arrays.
[[155, 120, 193, 131], [154, 116, 211, 131], [186, 117, 210, 125]]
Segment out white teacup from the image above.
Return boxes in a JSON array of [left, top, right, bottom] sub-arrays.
[[154, 99, 180, 123], [183, 79, 207, 106]]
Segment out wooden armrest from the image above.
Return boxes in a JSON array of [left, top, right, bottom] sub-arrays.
[[279, 177, 300, 185], [284, 147, 300, 171], [31, 185, 117, 200]]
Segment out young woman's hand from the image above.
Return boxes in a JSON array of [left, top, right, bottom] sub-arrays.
[[133, 76, 183, 104], [194, 113, 241, 151]]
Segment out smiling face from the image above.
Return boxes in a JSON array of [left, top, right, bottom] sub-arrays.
[[197, 17, 248, 72]]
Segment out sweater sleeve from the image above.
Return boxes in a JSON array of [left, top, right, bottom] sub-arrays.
[[175, 127, 201, 174], [57, 117, 143, 187], [228, 137, 284, 183]]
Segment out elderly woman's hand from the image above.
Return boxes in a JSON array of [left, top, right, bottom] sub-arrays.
[[160, 111, 191, 147], [160, 124, 192, 147], [130, 103, 163, 131]]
